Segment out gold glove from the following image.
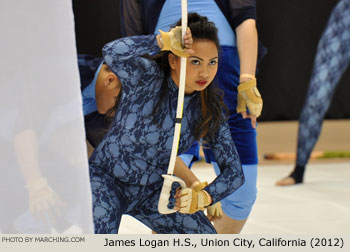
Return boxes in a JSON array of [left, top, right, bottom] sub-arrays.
[[237, 79, 263, 117], [178, 188, 211, 214], [207, 201, 222, 218], [159, 26, 189, 58], [191, 181, 222, 218], [191, 181, 208, 192]]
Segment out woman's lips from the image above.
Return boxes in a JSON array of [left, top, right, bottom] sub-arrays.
[[196, 80, 207, 86]]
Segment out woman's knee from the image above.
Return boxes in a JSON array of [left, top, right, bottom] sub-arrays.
[[221, 164, 258, 220]]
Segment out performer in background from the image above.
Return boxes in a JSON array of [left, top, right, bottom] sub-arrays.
[[276, 0, 350, 186]]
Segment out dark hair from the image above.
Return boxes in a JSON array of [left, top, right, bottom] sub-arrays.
[[177, 12, 220, 49], [151, 13, 227, 140]]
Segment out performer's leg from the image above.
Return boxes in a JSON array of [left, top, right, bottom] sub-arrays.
[[90, 169, 124, 233], [211, 162, 257, 233], [276, 1, 350, 186]]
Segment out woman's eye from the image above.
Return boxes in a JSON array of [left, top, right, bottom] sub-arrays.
[[209, 60, 217, 65], [191, 60, 200, 65]]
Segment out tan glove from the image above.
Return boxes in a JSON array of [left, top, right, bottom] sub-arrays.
[[237, 79, 263, 117], [191, 181, 222, 219], [159, 26, 189, 58], [191, 181, 208, 192], [207, 202, 222, 219], [177, 188, 211, 214], [26, 177, 65, 223]]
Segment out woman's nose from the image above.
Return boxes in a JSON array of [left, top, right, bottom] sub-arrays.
[[199, 67, 209, 78]]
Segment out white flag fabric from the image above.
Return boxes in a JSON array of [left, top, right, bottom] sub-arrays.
[[0, 0, 93, 233]]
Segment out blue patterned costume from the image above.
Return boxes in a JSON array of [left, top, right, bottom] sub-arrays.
[[290, 0, 350, 183], [121, 0, 263, 222], [89, 35, 244, 233]]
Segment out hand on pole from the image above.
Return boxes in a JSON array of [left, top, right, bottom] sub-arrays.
[[158, 26, 194, 57], [174, 181, 212, 214]]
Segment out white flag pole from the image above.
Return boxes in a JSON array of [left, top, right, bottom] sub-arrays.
[[158, 0, 188, 214]]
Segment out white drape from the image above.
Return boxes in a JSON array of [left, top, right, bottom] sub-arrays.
[[0, 0, 93, 233]]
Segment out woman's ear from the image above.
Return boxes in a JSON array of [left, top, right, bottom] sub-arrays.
[[168, 53, 177, 70], [106, 73, 119, 89]]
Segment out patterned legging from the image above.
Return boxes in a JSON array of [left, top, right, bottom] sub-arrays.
[[292, 0, 350, 181]]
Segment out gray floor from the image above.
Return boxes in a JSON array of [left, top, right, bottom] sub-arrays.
[[119, 162, 350, 234]]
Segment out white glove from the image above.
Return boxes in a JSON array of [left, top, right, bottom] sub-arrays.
[[26, 177, 65, 223]]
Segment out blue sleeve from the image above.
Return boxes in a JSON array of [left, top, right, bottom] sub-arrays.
[[203, 120, 245, 204], [102, 35, 161, 93]]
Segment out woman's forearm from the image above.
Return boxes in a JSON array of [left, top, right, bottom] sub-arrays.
[[174, 156, 199, 187], [13, 129, 43, 184], [236, 19, 258, 82]]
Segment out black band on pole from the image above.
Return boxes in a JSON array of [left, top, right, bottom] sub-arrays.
[[175, 118, 182, 124]]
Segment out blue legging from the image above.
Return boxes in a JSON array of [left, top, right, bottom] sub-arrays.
[[212, 163, 257, 220], [90, 168, 216, 234], [291, 0, 350, 182]]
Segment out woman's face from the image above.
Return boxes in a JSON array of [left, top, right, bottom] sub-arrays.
[[169, 39, 218, 94]]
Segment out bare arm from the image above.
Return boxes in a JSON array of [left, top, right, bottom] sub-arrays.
[[174, 156, 199, 187], [14, 129, 43, 183], [236, 19, 258, 83], [13, 129, 65, 222], [236, 19, 260, 128]]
